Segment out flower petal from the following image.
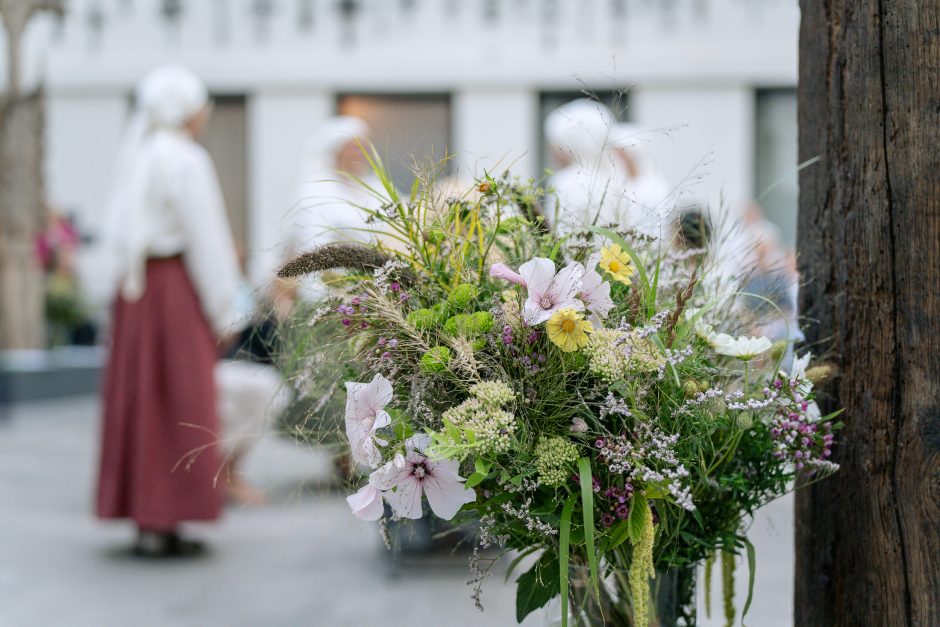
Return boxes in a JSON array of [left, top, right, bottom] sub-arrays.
[[346, 485, 384, 521], [519, 258, 556, 299], [551, 261, 586, 303], [489, 263, 527, 287], [383, 475, 424, 519], [369, 459, 412, 491], [423, 460, 476, 520]]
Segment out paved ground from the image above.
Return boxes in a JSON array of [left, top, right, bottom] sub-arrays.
[[0, 396, 794, 626]]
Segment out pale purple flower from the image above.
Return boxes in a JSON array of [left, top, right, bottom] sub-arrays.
[[346, 484, 384, 521], [344, 373, 393, 468], [579, 253, 614, 320], [519, 257, 585, 325], [369, 434, 476, 520], [489, 262, 527, 287]]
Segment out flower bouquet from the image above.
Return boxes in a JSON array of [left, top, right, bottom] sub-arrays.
[[280, 152, 841, 626]]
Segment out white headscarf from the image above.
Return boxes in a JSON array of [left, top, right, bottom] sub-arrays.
[[544, 99, 628, 234], [100, 64, 209, 302], [545, 98, 616, 167], [297, 116, 370, 196], [290, 116, 375, 300]]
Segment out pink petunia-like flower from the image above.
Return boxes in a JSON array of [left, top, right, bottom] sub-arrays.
[[344, 373, 393, 468], [346, 484, 384, 521], [579, 253, 614, 321], [489, 262, 528, 287], [369, 434, 476, 520], [519, 257, 586, 326]]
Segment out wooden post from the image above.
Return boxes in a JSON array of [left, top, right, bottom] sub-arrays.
[[795, 1, 940, 625]]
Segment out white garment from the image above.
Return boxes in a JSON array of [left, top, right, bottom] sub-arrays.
[[610, 123, 675, 241], [288, 117, 384, 300], [216, 360, 291, 458], [98, 64, 244, 337], [544, 99, 631, 235]]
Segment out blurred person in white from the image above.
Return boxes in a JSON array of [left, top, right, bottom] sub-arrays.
[[288, 115, 383, 301], [95, 64, 246, 557], [544, 98, 630, 236], [610, 122, 674, 240], [215, 244, 291, 507], [736, 203, 802, 366]]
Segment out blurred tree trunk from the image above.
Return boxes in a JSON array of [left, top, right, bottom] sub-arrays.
[[0, 0, 63, 349], [795, 1, 940, 625], [0, 93, 45, 349]]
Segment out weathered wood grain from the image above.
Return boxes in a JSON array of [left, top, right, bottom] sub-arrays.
[[795, 1, 940, 624]]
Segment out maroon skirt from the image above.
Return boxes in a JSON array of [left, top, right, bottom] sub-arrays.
[[96, 257, 224, 530]]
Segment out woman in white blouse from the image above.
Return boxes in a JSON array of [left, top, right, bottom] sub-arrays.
[[96, 64, 245, 557]]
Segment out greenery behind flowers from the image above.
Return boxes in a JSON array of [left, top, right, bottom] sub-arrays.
[[279, 145, 841, 626]]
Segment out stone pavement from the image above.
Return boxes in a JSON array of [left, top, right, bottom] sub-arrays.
[[0, 396, 794, 626]]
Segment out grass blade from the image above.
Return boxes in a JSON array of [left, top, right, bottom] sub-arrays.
[[742, 538, 756, 622], [559, 495, 576, 627], [578, 456, 600, 601]]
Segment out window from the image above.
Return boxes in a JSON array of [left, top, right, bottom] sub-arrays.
[[754, 89, 798, 247], [337, 94, 452, 191]]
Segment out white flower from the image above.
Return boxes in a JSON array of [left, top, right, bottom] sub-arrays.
[[345, 484, 384, 521], [369, 434, 476, 520], [712, 334, 773, 361], [789, 352, 812, 381], [579, 253, 614, 321], [684, 307, 718, 343], [519, 257, 585, 326], [344, 373, 393, 468]]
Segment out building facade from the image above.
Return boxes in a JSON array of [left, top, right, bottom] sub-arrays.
[[12, 0, 799, 286]]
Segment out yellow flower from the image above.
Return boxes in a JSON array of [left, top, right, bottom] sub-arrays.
[[546, 308, 593, 352], [599, 244, 635, 284]]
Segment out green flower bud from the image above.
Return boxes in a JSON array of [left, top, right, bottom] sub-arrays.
[[447, 283, 478, 312], [444, 313, 471, 336], [419, 346, 452, 374], [467, 311, 494, 335], [407, 308, 438, 330]]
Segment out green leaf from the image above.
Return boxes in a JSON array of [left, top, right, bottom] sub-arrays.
[[464, 471, 487, 489], [559, 495, 576, 627], [474, 458, 492, 475], [515, 551, 560, 623], [577, 457, 600, 600], [742, 538, 757, 622], [629, 493, 649, 544], [604, 519, 633, 552], [504, 546, 541, 583]]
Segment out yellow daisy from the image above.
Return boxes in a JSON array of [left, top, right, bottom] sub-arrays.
[[547, 308, 593, 352], [599, 244, 635, 284]]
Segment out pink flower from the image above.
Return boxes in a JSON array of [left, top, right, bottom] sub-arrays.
[[369, 434, 476, 520], [344, 373, 393, 468], [579, 253, 614, 320], [519, 257, 585, 325], [489, 262, 527, 287], [346, 484, 384, 521]]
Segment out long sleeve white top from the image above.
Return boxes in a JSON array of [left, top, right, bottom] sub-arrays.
[[113, 130, 245, 338]]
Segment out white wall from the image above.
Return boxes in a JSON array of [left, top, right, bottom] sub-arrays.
[[453, 89, 539, 180], [632, 85, 756, 218], [45, 94, 127, 230]]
